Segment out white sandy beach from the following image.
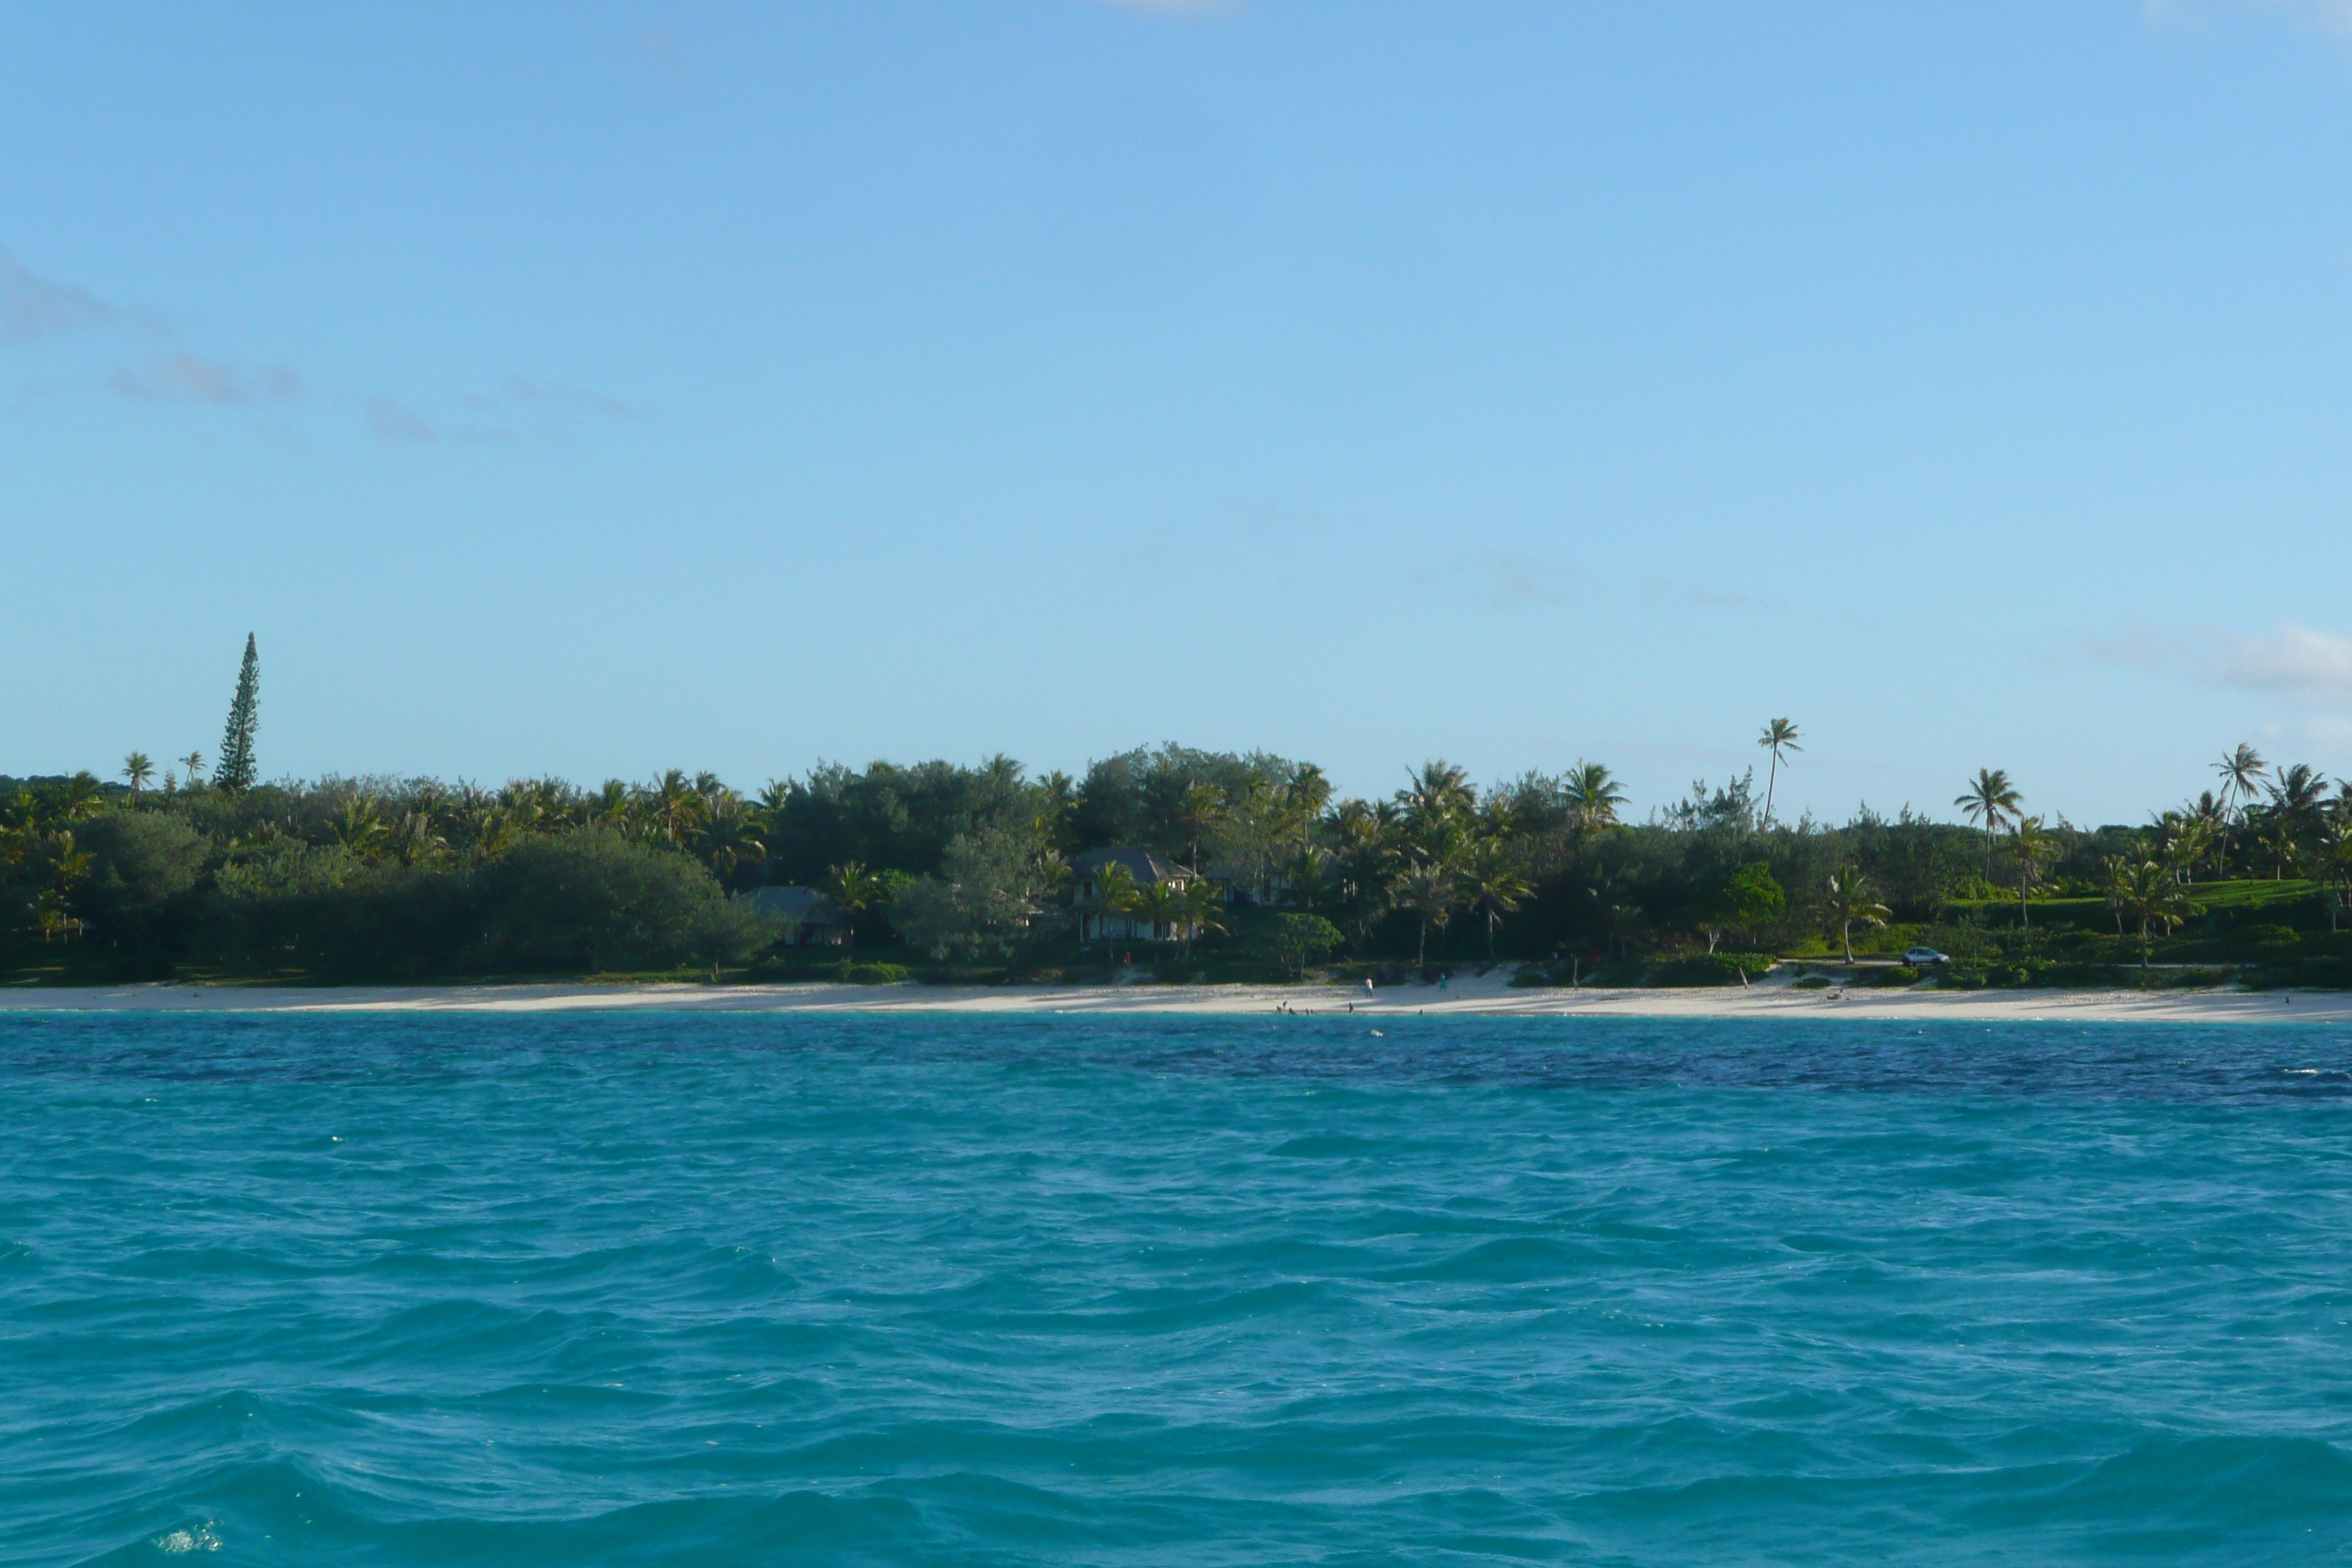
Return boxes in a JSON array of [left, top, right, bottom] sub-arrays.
[[3, 970, 2345, 1023]]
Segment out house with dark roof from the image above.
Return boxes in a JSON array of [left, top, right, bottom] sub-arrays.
[[1071, 846, 1198, 944], [739, 885, 849, 946]]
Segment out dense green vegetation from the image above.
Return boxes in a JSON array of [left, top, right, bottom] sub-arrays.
[[8, 663, 2351, 988], [7, 739, 2350, 989]]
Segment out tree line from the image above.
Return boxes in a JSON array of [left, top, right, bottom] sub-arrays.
[[7, 730, 2352, 983], [8, 643, 2351, 982]]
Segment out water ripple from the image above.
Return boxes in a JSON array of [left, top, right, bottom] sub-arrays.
[[6, 1012, 2352, 1564]]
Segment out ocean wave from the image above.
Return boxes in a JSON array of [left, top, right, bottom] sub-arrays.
[[15, 1013, 2352, 1567]]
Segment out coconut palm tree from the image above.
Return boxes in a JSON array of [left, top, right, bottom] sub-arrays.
[[1392, 855, 1461, 968], [1757, 719, 1801, 828], [2268, 762, 2326, 874], [2008, 815, 2058, 932], [588, 779, 637, 836], [1285, 764, 1333, 851], [1172, 875, 1228, 960], [1954, 769, 2022, 874], [1177, 782, 1225, 872], [1079, 859, 1139, 944], [1823, 867, 1891, 965], [2185, 791, 2230, 880], [2217, 743, 2269, 823], [2272, 761, 2326, 819], [1283, 845, 1333, 913], [388, 810, 448, 868], [466, 804, 519, 864], [696, 794, 767, 889], [2151, 812, 2210, 886], [2256, 815, 2302, 882], [1463, 838, 1531, 960], [331, 794, 389, 862], [1134, 879, 1183, 949], [821, 860, 883, 948], [2316, 820, 2352, 935], [56, 772, 105, 823], [2109, 859, 2201, 968], [647, 769, 706, 846], [1401, 761, 1474, 843], [121, 753, 154, 801], [1564, 761, 1628, 840], [179, 753, 205, 789]]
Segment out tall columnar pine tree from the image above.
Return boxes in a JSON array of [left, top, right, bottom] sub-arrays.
[[216, 634, 260, 795]]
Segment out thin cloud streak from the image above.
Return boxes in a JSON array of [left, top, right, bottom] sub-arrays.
[[366, 397, 438, 443], [0, 249, 116, 344], [111, 354, 300, 405], [366, 378, 638, 446]]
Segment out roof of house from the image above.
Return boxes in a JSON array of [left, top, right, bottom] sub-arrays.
[[1071, 846, 1190, 886], [740, 885, 844, 923]]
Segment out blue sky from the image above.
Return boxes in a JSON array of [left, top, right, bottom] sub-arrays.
[[7, 1, 2352, 825]]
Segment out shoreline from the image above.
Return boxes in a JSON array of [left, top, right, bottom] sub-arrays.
[[2, 974, 2345, 1022]]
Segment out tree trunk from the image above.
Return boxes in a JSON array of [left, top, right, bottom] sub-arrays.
[[1417, 919, 1428, 968], [1842, 921, 1854, 965], [2141, 918, 2151, 969]]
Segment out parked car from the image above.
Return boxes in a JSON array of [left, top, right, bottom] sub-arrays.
[[1903, 946, 1948, 966]]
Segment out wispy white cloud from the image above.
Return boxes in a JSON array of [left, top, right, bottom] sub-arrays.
[[0, 248, 117, 344], [500, 377, 642, 423], [366, 378, 638, 446], [5, 241, 641, 453], [366, 397, 438, 444], [2212, 622, 2352, 699], [111, 353, 300, 405], [2082, 621, 2352, 704], [1640, 576, 1763, 610], [1478, 549, 1575, 611], [1221, 496, 1362, 538]]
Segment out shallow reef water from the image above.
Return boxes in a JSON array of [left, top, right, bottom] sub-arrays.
[[5, 1011, 2352, 1564]]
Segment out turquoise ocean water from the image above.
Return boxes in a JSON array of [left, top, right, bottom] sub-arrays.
[[6, 1013, 2352, 1565]]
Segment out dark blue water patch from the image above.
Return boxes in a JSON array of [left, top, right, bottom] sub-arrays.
[[7, 1012, 2352, 1565]]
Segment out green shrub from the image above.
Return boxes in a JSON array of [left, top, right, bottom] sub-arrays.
[[2296, 956, 2351, 989], [915, 965, 1008, 986], [2043, 962, 2128, 989], [1791, 975, 1831, 990], [845, 962, 909, 984], [1588, 957, 1648, 987], [1647, 952, 1774, 988], [77, 810, 206, 942], [2167, 967, 2228, 989], [475, 829, 766, 976], [1867, 965, 1921, 988]]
